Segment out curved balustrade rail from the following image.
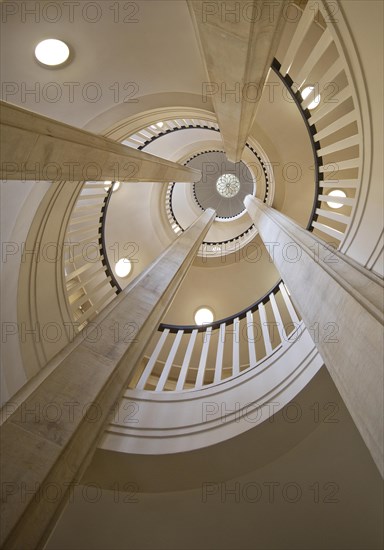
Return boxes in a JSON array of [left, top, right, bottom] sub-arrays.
[[63, 181, 119, 330], [275, 0, 363, 247], [122, 117, 220, 149], [128, 281, 301, 392]]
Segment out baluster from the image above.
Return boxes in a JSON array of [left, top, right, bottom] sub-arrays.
[[232, 317, 240, 376], [313, 111, 357, 141], [67, 267, 106, 296], [74, 287, 116, 324], [318, 194, 354, 207], [315, 208, 350, 225], [296, 30, 333, 89], [317, 135, 359, 157], [156, 330, 184, 391], [320, 179, 358, 189], [279, 283, 300, 326], [136, 329, 170, 390], [302, 58, 343, 110], [309, 86, 351, 125], [246, 310, 257, 367], [269, 291, 287, 341], [280, 1, 319, 76], [70, 278, 112, 309], [176, 329, 198, 391], [214, 323, 226, 383], [311, 221, 343, 240], [258, 302, 273, 355], [195, 327, 212, 389], [320, 158, 359, 172]]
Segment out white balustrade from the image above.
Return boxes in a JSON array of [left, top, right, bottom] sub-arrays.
[[130, 283, 301, 393]]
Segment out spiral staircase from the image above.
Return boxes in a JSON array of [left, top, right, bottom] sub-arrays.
[[0, 1, 383, 549]]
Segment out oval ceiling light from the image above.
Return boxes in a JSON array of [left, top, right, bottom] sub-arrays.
[[115, 258, 132, 278], [326, 189, 346, 209], [35, 39, 70, 67], [301, 86, 321, 110], [194, 307, 214, 326], [104, 181, 120, 193]]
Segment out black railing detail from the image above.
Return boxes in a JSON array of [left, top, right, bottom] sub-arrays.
[[137, 124, 220, 150], [99, 184, 122, 294], [159, 280, 282, 333], [271, 58, 323, 231]]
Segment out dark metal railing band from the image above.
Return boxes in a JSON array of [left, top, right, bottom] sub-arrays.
[[159, 280, 282, 333], [271, 58, 323, 231]]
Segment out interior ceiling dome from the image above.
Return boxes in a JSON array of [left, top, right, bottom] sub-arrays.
[[188, 152, 254, 219]]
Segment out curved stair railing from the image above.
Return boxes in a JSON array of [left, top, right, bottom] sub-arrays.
[[128, 281, 301, 392], [123, 117, 220, 149], [63, 180, 119, 330], [274, 0, 363, 247]]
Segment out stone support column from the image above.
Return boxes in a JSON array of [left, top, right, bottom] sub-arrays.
[[0, 208, 215, 549], [188, 0, 285, 162], [245, 195, 384, 476]]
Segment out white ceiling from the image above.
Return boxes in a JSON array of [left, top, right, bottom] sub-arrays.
[[0, 0, 207, 126]]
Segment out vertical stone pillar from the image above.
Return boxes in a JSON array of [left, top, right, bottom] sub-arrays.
[[0, 208, 216, 550], [245, 195, 384, 476], [188, 0, 285, 162]]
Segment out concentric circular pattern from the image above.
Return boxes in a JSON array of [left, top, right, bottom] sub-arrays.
[[188, 152, 255, 219], [216, 174, 241, 198]]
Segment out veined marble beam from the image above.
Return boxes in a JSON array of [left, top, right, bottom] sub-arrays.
[[245, 195, 384, 477], [0, 208, 215, 550], [188, 0, 285, 162], [0, 101, 201, 183]]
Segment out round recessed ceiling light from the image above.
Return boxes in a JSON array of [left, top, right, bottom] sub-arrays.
[[194, 307, 214, 326], [35, 39, 70, 67], [115, 258, 132, 278], [216, 174, 241, 198], [301, 86, 321, 110], [104, 181, 120, 193], [326, 189, 346, 209]]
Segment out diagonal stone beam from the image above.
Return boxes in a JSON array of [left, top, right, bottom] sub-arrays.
[[188, 0, 285, 162], [0, 208, 216, 550], [0, 101, 201, 183]]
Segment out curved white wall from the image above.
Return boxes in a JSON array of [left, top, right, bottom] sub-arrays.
[[100, 324, 323, 454], [1, 180, 51, 404]]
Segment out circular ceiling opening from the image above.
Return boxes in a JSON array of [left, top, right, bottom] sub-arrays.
[[216, 174, 241, 198], [189, 152, 254, 219], [35, 39, 70, 67], [194, 307, 214, 325]]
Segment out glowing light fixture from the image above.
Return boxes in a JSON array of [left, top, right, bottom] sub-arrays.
[[104, 181, 120, 193], [326, 189, 346, 209], [194, 307, 214, 325], [301, 86, 321, 110], [115, 258, 132, 278], [35, 39, 70, 67]]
